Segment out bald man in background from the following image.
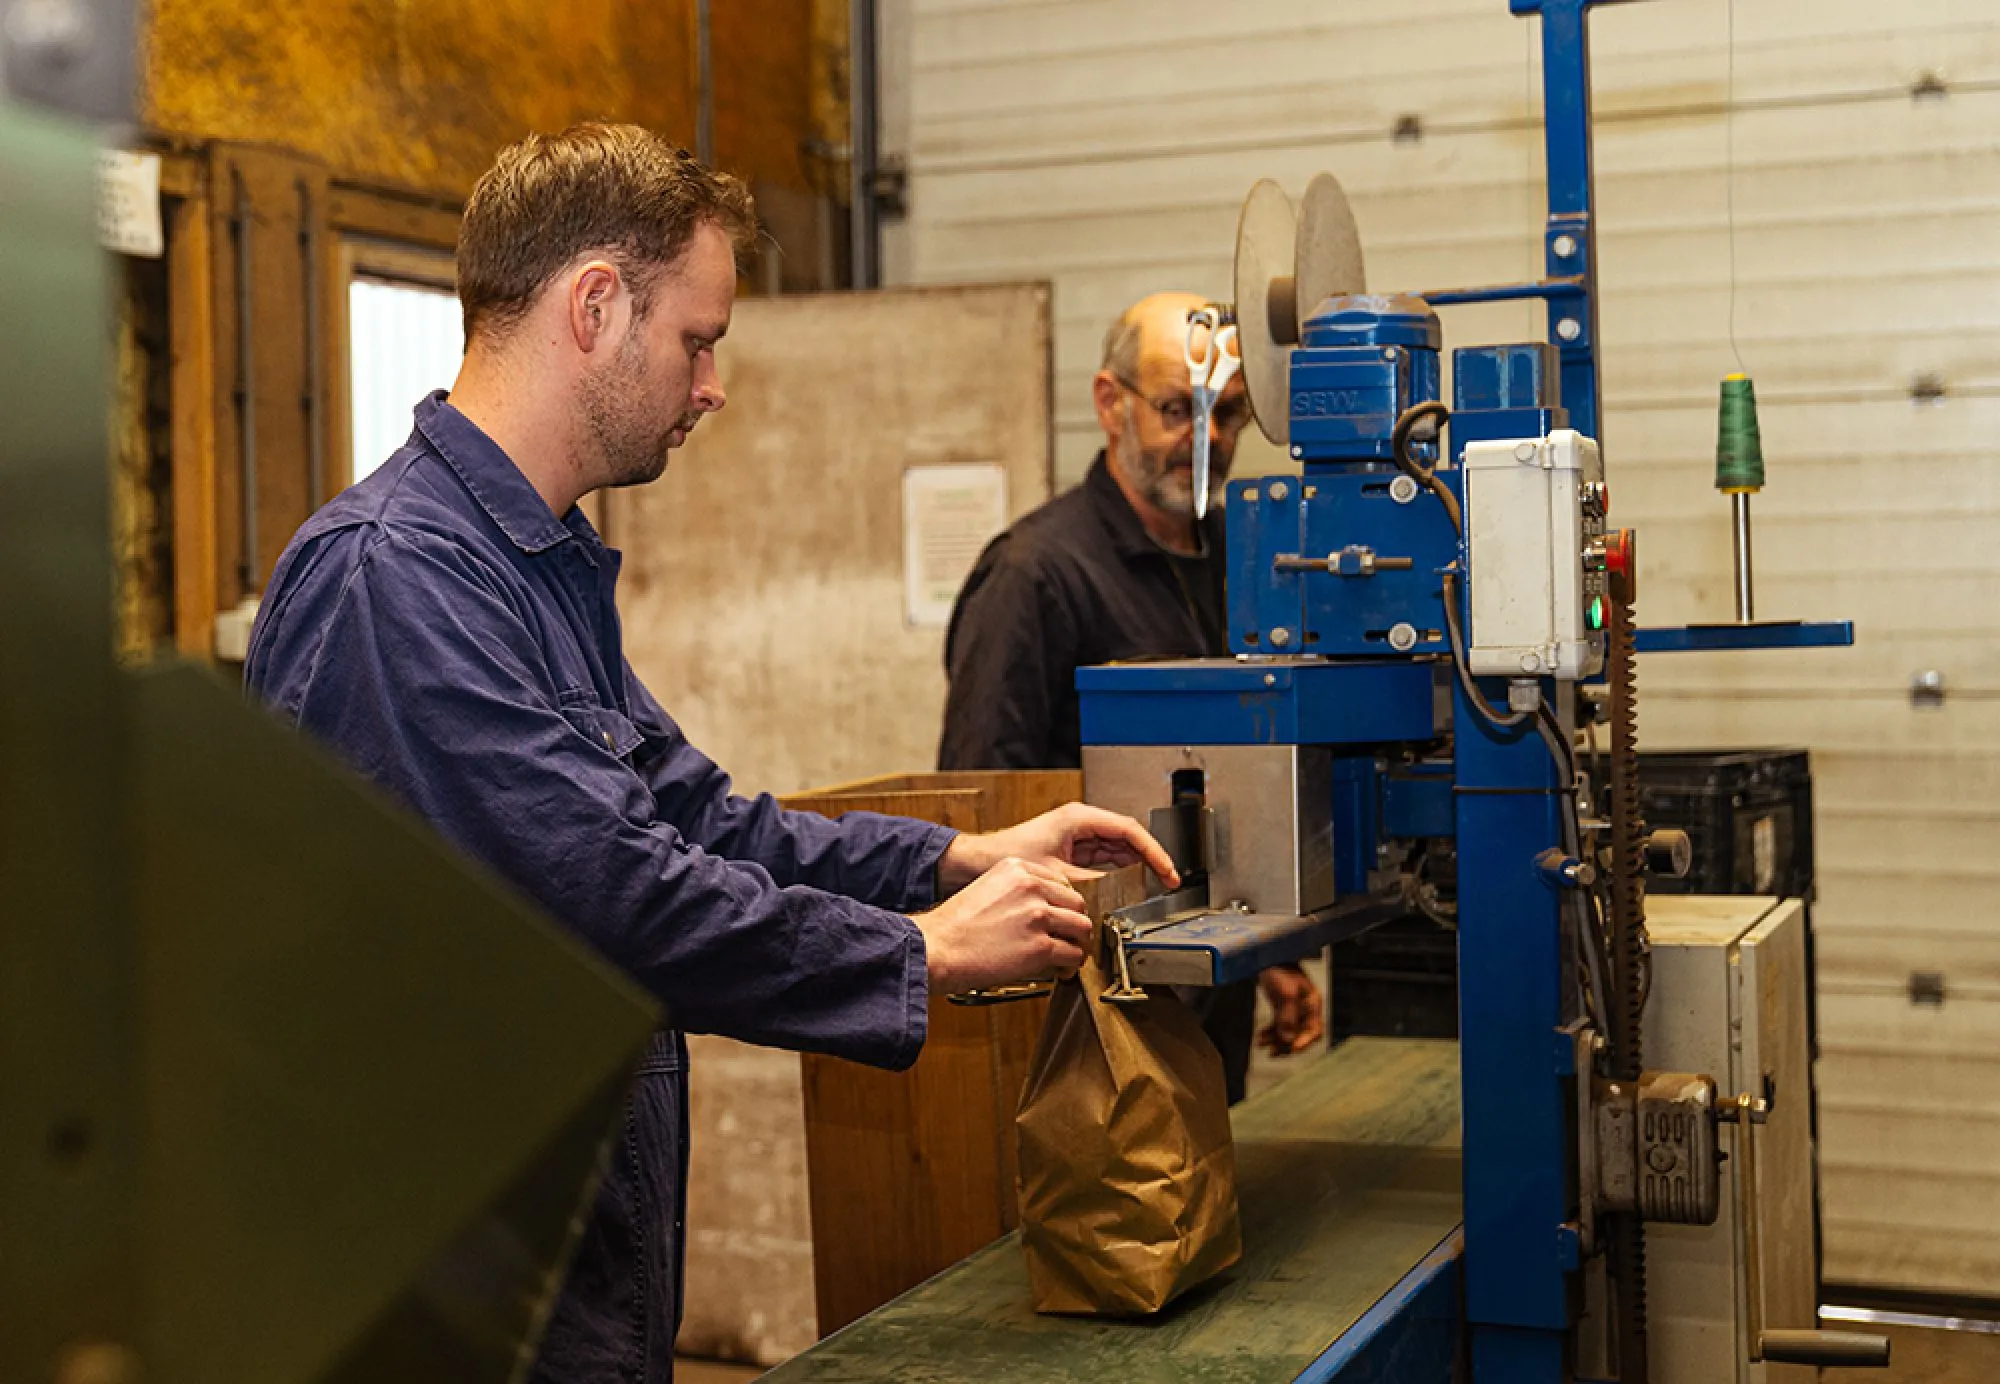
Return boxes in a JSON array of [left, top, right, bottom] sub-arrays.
[[939, 292, 1323, 1101]]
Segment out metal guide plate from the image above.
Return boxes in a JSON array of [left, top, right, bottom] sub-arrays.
[[1125, 893, 1406, 987]]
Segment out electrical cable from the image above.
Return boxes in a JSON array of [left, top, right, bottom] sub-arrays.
[[1442, 568, 1609, 1040], [1440, 569, 1528, 730], [1586, 713, 1604, 805], [1578, 886, 1616, 1044], [1400, 840, 1459, 931], [1535, 702, 1576, 792], [1536, 698, 1614, 1044], [1391, 400, 1463, 535]]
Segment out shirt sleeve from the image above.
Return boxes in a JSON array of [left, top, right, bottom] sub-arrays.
[[937, 538, 1075, 770], [622, 671, 954, 915], [250, 527, 929, 1071]]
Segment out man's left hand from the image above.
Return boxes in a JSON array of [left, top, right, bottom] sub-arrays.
[[1257, 963, 1325, 1056], [940, 803, 1180, 893]]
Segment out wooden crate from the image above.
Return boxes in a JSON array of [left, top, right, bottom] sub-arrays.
[[780, 770, 1081, 1337]]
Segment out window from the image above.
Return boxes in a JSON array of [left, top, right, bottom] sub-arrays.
[[347, 275, 462, 485], [340, 233, 461, 487]]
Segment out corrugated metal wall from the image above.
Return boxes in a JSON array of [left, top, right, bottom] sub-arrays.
[[882, 0, 2000, 1299]]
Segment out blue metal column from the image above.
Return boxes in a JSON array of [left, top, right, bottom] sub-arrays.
[[1455, 680, 1575, 1383], [1510, 0, 1629, 443], [1454, 338, 1578, 1379]]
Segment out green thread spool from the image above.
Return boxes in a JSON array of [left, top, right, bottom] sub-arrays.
[[1715, 373, 1765, 494]]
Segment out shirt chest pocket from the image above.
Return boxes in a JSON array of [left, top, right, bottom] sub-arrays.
[[557, 692, 648, 761]]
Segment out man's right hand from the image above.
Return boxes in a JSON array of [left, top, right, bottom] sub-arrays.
[[911, 857, 1093, 995]]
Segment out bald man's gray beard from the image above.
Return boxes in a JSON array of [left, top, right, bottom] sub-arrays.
[[1115, 406, 1226, 520]]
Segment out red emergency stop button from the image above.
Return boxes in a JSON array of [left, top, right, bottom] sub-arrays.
[[1605, 528, 1637, 598], [1605, 528, 1634, 577]]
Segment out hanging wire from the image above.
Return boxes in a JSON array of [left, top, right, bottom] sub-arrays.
[[1726, 0, 1747, 373], [1526, 14, 1538, 290]]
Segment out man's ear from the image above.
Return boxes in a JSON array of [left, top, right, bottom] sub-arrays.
[[1091, 371, 1123, 436], [568, 261, 621, 351]]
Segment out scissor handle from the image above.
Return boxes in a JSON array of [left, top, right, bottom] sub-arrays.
[[1185, 306, 1222, 383], [1209, 324, 1243, 391], [946, 980, 1056, 1007]]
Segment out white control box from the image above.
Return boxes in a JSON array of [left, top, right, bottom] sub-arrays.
[[1463, 429, 1605, 680]]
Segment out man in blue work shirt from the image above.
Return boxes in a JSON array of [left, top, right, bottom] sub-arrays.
[[246, 123, 1174, 1384]]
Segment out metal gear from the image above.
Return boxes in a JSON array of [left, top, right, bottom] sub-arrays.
[[1602, 562, 1651, 1384]]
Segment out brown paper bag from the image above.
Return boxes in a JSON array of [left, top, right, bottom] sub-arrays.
[[1015, 867, 1243, 1315]]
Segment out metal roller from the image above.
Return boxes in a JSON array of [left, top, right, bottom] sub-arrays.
[[1233, 173, 1368, 448], [1233, 178, 1299, 446], [1295, 171, 1366, 320]]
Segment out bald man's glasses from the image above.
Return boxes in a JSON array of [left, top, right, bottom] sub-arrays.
[[1112, 375, 1252, 435]]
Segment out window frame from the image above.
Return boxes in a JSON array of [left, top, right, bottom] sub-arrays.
[[159, 152, 464, 658]]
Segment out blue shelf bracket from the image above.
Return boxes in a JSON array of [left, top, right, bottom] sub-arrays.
[[1635, 621, 1856, 654]]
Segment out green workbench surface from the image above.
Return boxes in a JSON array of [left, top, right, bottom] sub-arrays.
[[764, 1037, 1463, 1383]]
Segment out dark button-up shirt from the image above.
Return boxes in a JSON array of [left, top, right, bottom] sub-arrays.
[[939, 452, 1228, 770], [936, 452, 1258, 1101], [247, 391, 951, 1383]]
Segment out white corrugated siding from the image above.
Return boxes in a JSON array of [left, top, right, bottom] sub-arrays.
[[884, 0, 2000, 1298]]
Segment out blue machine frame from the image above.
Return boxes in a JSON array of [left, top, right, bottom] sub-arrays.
[[1075, 2, 1848, 1380]]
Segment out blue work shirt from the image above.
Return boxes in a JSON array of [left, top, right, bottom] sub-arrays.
[[246, 391, 950, 1383]]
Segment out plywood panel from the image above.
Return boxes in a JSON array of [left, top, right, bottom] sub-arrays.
[[609, 283, 1051, 801]]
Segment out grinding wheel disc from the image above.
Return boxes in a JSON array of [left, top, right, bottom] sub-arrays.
[[1297, 171, 1366, 322], [1234, 178, 1298, 446]]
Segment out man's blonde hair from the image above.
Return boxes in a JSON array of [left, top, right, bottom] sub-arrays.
[[457, 122, 758, 343]]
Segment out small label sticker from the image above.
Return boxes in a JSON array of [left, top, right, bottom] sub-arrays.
[[97, 149, 163, 259], [1752, 813, 1776, 893]]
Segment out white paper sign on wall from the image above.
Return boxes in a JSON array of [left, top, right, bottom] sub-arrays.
[[902, 462, 1008, 627], [97, 149, 163, 259]]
